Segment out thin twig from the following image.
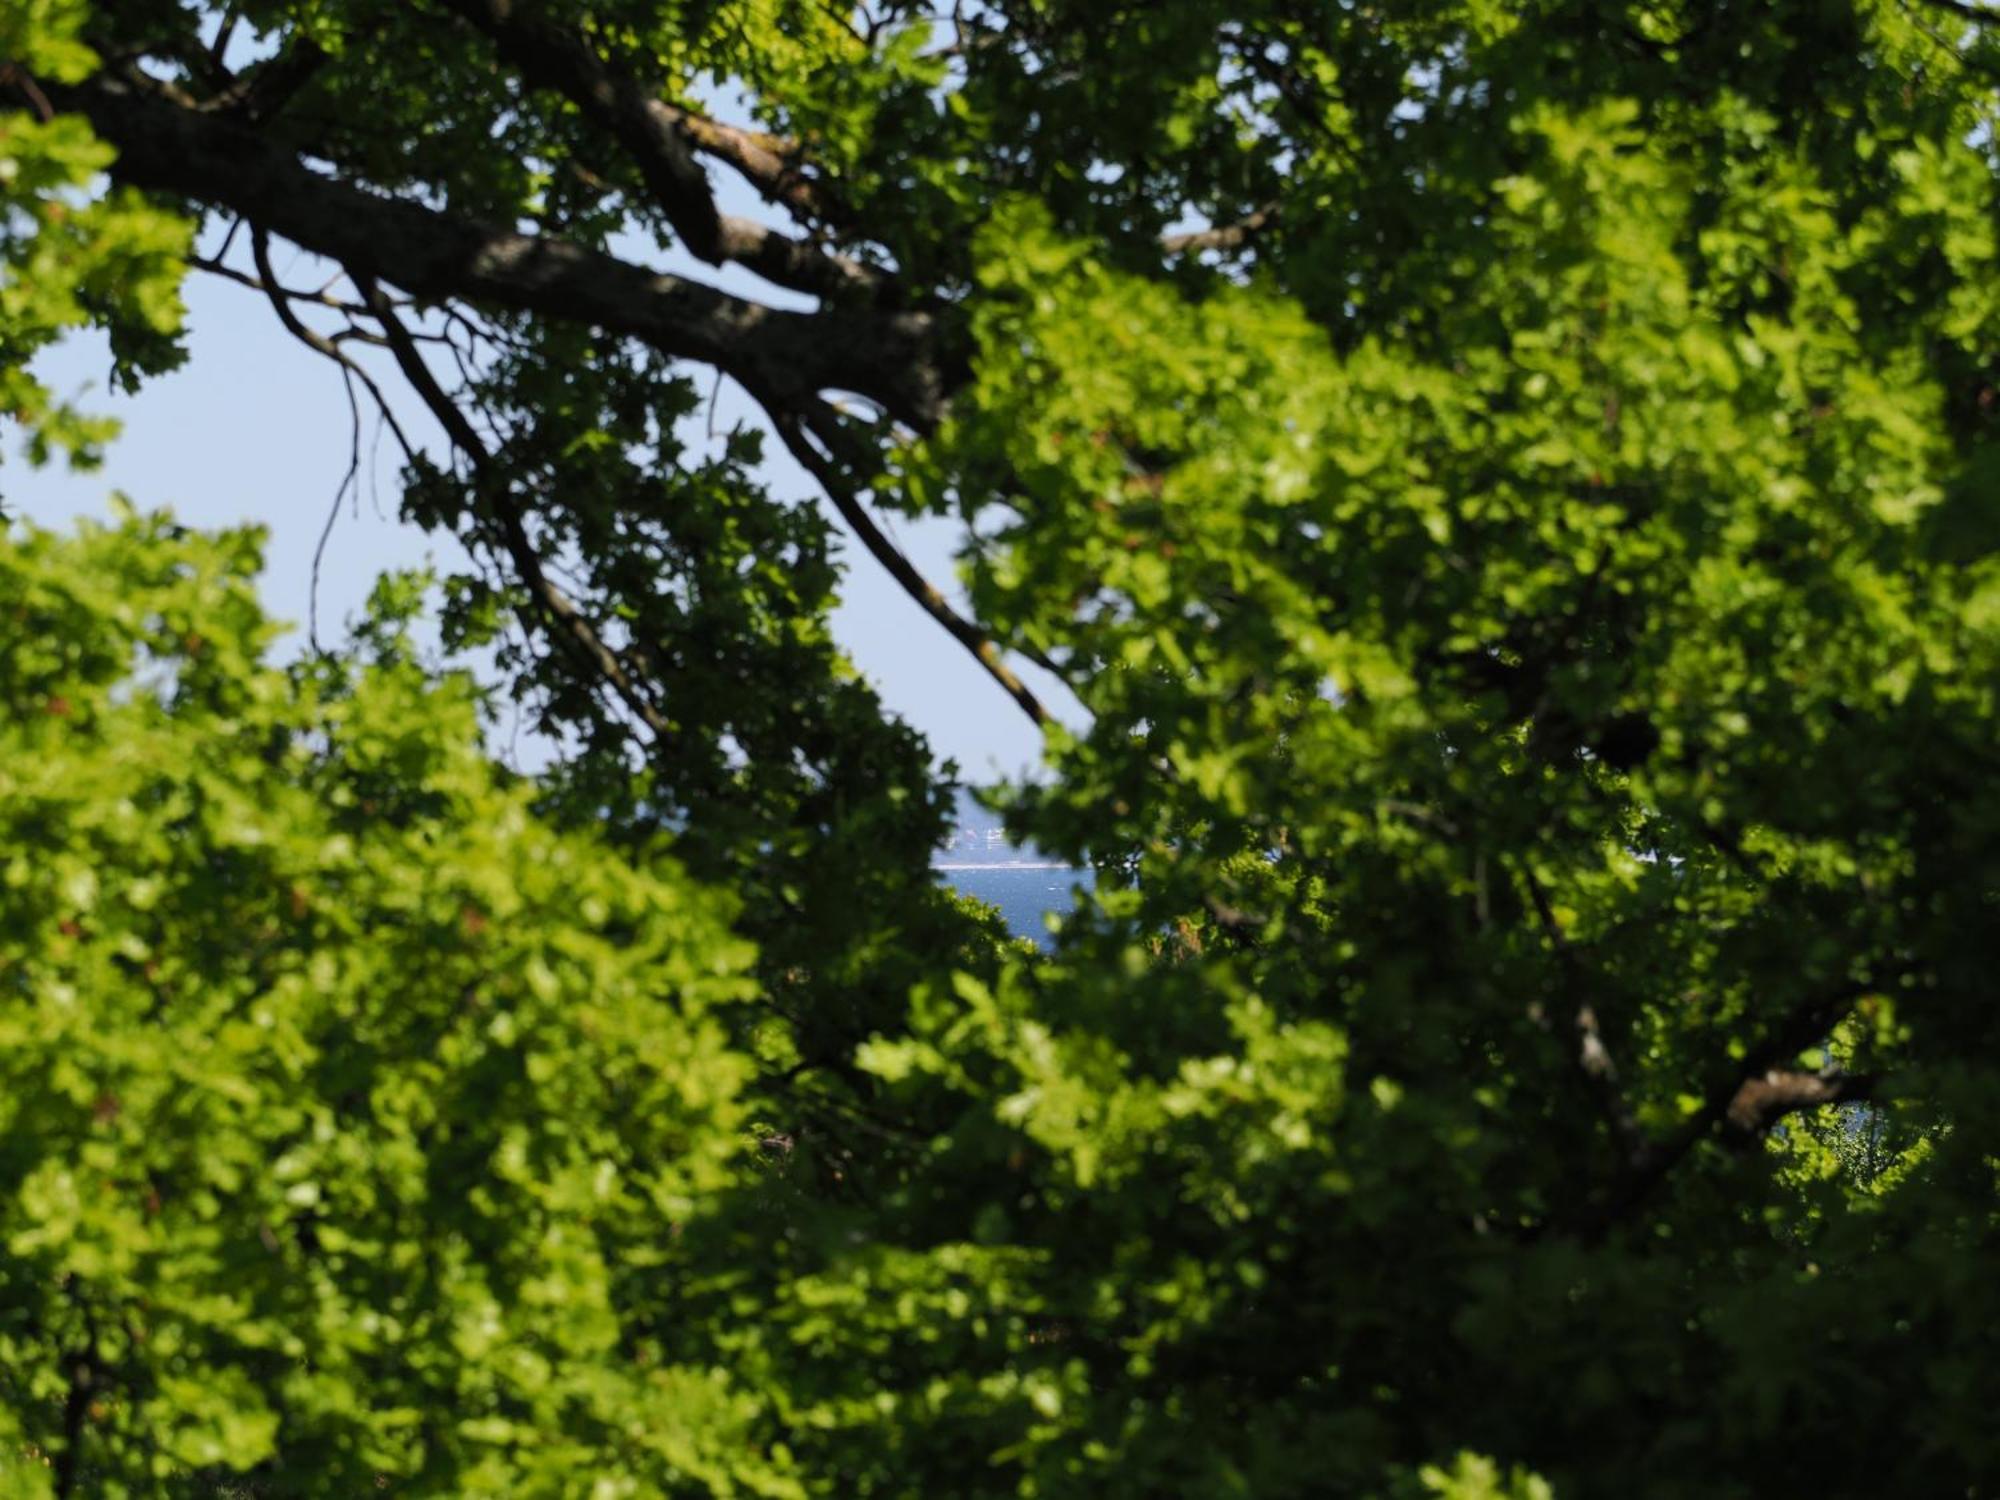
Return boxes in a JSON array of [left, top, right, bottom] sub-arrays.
[[354, 272, 676, 743], [310, 363, 365, 651], [189, 252, 382, 316], [246, 234, 415, 462], [247, 230, 412, 648]]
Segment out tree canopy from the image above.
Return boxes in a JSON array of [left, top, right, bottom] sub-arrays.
[[5, 0, 2000, 1494]]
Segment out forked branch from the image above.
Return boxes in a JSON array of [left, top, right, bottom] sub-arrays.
[[430, 0, 876, 300]]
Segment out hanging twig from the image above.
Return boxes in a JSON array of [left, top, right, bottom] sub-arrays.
[[308, 362, 365, 652], [243, 231, 412, 649]]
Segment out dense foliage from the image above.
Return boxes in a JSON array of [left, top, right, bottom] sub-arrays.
[[0, 513, 763, 1493], [5, 0, 2000, 1494]]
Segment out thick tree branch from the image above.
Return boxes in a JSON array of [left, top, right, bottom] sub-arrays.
[[1162, 205, 1277, 255], [37, 70, 950, 425], [428, 0, 878, 301], [711, 215, 885, 302], [429, 0, 720, 249], [1723, 1067, 1876, 1137], [670, 109, 837, 226], [22, 64, 1034, 740]]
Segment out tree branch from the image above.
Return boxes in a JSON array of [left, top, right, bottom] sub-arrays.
[[1723, 1067, 1876, 1138], [24, 63, 1035, 741], [774, 405, 1052, 732], [238, 229, 417, 647], [0, 61, 55, 122], [1912, 0, 2000, 26], [1162, 205, 1277, 256], [197, 37, 327, 121], [246, 231, 417, 465], [1562, 974, 1886, 1239], [1520, 862, 1646, 1163], [197, 242, 385, 323], [671, 109, 839, 227], [38, 70, 950, 425], [355, 275, 677, 743], [429, 0, 877, 301], [429, 0, 720, 254]]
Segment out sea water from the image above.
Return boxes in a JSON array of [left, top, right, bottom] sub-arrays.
[[941, 864, 1094, 948], [939, 787, 1093, 946]]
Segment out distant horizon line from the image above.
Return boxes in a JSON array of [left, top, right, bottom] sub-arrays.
[[932, 861, 1085, 873]]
